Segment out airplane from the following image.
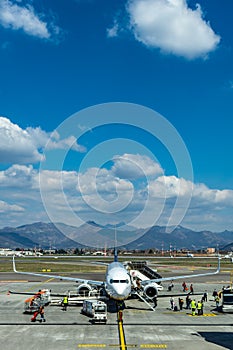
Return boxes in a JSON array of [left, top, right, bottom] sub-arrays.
[[13, 252, 221, 310]]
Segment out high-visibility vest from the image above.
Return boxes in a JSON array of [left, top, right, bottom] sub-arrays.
[[191, 300, 196, 308], [63, 297, 68, 304], [197, 302, 202, 310]]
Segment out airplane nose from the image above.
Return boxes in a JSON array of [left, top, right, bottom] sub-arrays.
[[114, 285, 128, 299]]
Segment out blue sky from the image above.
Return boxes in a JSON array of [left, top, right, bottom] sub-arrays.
[[0, 0, 232, 234]]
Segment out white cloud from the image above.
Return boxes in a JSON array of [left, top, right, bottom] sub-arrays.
[[38, 169, 79, 191], [149, 175, 233, 207], [0, 117, 44, 163], [77, 167, 134, 213], [111, 153, 163, 179], [126, 0, 221, 59], [0, 200, 24, 213], [0, 164, 36, 187], [149, 175, 194, 198], [0, 157, 232, 231], [27, 127, 86, 153], [77, 167, 133, 195], [0, 0, 60, 39], [107, 21, 119, 38], [0, 117, 86, 164]]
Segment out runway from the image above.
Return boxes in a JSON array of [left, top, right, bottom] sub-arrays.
[[0, 270, 233, 350]]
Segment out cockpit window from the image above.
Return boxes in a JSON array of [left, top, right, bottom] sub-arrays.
[[110, 279, 129, 283]]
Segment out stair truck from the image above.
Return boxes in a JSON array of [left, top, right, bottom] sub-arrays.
[[82, 299, 107, 323]]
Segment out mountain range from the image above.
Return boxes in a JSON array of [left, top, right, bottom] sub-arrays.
[[0, 221, 233, 251]]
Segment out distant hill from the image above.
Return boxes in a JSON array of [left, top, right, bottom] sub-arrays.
[[222, 242, 233, 251], [0, 222, 83, 249], [0, 221, 232, 250], [123, 226, 233, 250], [57, 221, 145, 247]]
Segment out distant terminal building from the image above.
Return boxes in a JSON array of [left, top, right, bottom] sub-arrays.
[[206, 248, 215, 254], [92, 251, 106, 256], [0, 249, 23, 256]]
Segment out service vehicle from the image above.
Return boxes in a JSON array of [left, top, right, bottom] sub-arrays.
[[24, 289, 51, 313], [221, 287, 233, 313], [82, 299, 107, 323]]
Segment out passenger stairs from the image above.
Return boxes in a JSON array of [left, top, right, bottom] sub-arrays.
[[126, 261, 162, 281]]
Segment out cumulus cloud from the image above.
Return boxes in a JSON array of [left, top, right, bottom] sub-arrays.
[[0, 0, 60, 39], [0, 156, 232, 230], [149, 175, 192, 197], [78, 167, 133, 194], [0, 117, 86, 164], [0, 200, 24, 213], [38, 169, 79, 191], [149, 175, 233, 207], [77, 167, 134, 213], [0, 164, 36, 188], [111, 153, 163, 179], [126, 0, 221, 59], [27, 127, 86, 153]]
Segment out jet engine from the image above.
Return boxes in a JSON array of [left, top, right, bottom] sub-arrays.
[[143, 283, 158, 299], [77, 283, 93, 296]]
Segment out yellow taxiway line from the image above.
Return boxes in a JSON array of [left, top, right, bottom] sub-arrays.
[[118, 310, 127, 350], [23, 277, 55, 293]]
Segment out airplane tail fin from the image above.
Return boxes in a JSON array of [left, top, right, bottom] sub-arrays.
[[114, 225, 118, 262], [114, 248, 118, 262]]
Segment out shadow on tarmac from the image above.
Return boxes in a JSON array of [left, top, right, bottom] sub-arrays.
[[198, 332, 233, 350]]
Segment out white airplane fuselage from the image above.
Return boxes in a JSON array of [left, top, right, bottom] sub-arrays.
[[105, 261, 131, 300]]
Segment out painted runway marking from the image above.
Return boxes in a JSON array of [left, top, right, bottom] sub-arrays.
[[188, 313, 216, 317], [77, 345, 167, 349], [23, 277, 55, 292], [140, 345, 167, 349], [118, 310, 127, 350], [77, 345, 106, 348]]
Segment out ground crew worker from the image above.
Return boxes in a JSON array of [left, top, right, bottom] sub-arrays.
[[215, 295, 220, 309], [118, 301, 125, 310], [168, 281, 174, 291], [136, 278, 141, 291], [178, 298, 184, 310], [191, 299, 196, 316], [182, 281, 187, 292], [186, 295, 191, 309], [201, 300, 204, 315], [153, 297, 157, 308], [212, 289, 218, 298], [197, 301, 202, 316], [170, 297, 174, 310], [39, 306, 46, 322], [31, 307, 40, 322], [62, 296, 68, 311], [189, 284, 194, 294], [203, 291, 208, 302]]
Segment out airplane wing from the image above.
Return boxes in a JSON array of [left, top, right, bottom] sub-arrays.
[[12, 256, 104, 287], [157, 292, 203, 298], [141, 258, 221, 286]]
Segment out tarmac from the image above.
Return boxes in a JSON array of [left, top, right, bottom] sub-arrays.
[[0, 270, 233, 350]]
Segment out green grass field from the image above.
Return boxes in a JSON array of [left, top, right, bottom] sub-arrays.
[[0, 256, 231, 274]]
